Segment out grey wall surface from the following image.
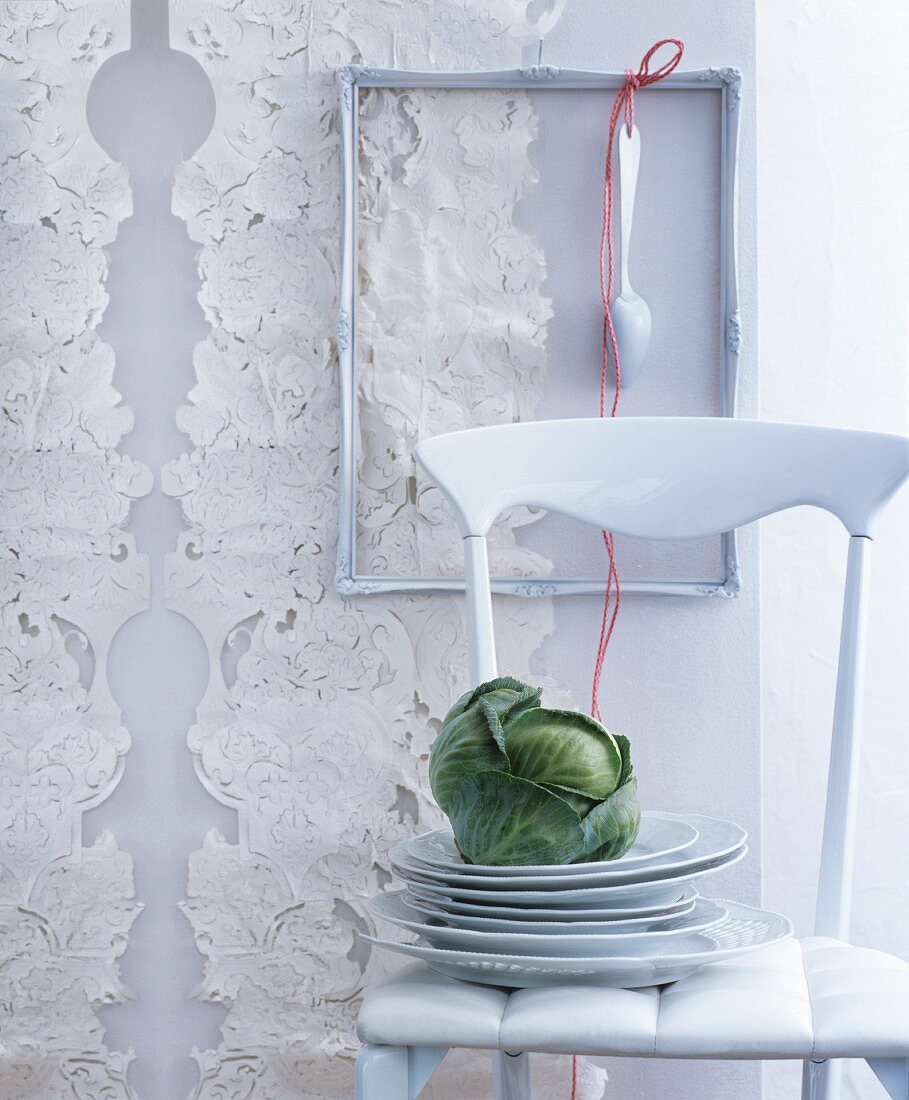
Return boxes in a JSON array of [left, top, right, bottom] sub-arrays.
[[87, 2, 228, 1096]]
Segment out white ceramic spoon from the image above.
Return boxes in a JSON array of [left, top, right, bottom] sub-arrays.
[[611, 124, 652, 388]]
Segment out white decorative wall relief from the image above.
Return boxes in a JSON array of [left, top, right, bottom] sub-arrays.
[[166, 1, 607, 1096], [0, 2, 147, 1097]]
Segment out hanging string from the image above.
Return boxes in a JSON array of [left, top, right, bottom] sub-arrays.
[[589, 37, 684, 728], [578, 43, 685, 1097]]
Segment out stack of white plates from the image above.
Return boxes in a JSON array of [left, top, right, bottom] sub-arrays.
[[364, 812, 792, 988]]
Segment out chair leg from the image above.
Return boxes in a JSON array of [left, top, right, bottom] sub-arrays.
[[493, 1051, 532, 1100], [868, 1059, 909, 1099], [409, 1046, 448, 1096], [801, 1059, 842, 1100], [356, 1044, 408, 1100], [355, 1044, 448, 1100]]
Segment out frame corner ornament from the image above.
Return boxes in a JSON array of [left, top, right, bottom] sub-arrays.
[[518, 65, 561, 81], [336, 309, 351, 351], [337, 65, 356, 106], [696, 555, 742, 599], [727, 309, 742, 355], [334, 553, 384, 596], [512, 581, 559, 597], [337, 65, 382, 106], [334, 552, 355, 592], [700, 66, 743, 107]]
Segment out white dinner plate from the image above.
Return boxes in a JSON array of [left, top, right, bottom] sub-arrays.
[[363, 900, 792, 988], [397, 845, 747, 909], [400, 812, 699, 878], [391, 816, 745, 891], [369, 891, 728, 956], [405, 883, 699, 924]]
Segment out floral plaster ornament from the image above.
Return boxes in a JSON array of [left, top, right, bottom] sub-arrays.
[[0, 3, 147, 1097], [164, 0, 605, 1095]]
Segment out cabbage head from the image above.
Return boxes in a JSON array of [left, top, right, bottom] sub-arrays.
[[429, 677, 640, 866]]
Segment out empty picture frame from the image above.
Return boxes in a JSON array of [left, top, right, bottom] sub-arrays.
[[336, 65, 743, 598]]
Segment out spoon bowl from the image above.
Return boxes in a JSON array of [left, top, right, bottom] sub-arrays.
[[611, 293, 652, 389]]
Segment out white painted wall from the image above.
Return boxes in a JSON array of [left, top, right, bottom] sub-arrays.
[[757, 3, 909, 1098]]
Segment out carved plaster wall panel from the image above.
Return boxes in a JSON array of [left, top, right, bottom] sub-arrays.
[[0, 2, 148, 1097], [166, 0, 607, 1096], [354, 83, 554, 585]]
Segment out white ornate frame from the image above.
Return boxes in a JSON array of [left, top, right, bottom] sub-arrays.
[[337, 65, 743, 598]]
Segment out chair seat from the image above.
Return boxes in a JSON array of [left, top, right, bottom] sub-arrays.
[[358, 937, 909, 1060]]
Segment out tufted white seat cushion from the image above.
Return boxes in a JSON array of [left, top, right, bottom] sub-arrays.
[[358, 938, 909, 1060]]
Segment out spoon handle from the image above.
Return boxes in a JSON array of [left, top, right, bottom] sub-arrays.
[[618, 124, 641, 298]]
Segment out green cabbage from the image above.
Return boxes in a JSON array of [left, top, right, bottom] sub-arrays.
[[429, 678, 641, 866]]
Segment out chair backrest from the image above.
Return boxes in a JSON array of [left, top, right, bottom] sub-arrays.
[[415, 417, 909, 941], [416, 417, 909, 542]]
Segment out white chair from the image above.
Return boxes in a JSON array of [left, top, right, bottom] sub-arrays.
[[355, 417, 909, 1100]]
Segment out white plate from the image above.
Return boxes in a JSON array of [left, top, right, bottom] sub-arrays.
[[403, 889, 700, 933], [363, 900, 792, 988], [400, 812, 699, 877], [391, 816, 745, 891], [398, 845, 747, 908], [405, 883, 699, 924], [369, 891, 728, 956]]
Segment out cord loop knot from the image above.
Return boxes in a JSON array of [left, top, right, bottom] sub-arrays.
[[621, 38, 683, 134]]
